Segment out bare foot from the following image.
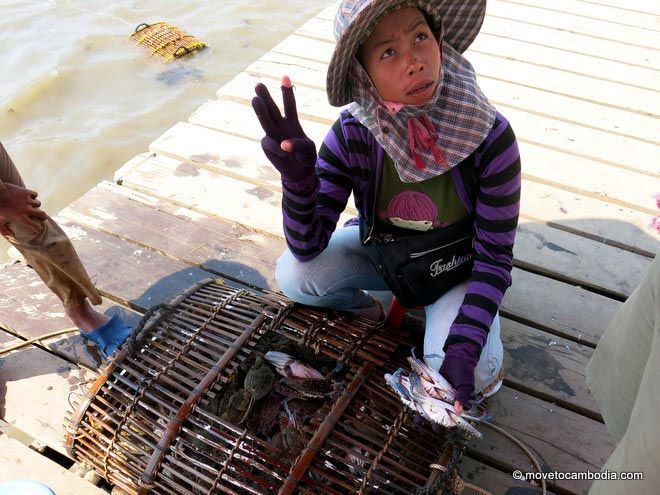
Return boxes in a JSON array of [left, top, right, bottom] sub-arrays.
[[65, 300, 110, 333]]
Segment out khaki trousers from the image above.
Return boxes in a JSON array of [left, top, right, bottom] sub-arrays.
[[0, 142, 101, 308], [586, 252, 659, 494]]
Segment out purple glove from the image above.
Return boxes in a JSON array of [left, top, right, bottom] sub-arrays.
[[251, 76, 317, 183], [439, 342, 480, 408]]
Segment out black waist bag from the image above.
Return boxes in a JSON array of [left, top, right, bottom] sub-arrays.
[[362, 215, 475, 308]]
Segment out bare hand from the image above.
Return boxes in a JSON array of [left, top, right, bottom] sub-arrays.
[[0, 182, 47, 236]]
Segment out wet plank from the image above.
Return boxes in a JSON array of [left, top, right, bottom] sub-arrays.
[[470, 386, 614, 495], [500, 318, 599, 418], [0, 434, 107, 495], [0, 345, 94, 457], [0, 262, 142, 369]]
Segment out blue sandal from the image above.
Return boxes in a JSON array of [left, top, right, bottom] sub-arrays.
[[82, 314, 133, 358]]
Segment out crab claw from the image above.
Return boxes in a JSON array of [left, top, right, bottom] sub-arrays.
[[265, 351, 324, 379]]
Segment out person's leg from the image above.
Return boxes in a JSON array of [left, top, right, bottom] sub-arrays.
[[276, 225, 389, 318], [0, 142, 106, 331], [587, 254, 659, 495], [423, 280, 503, 397]]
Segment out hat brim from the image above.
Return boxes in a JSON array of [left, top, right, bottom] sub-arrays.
[[326, 0, 487, 107]]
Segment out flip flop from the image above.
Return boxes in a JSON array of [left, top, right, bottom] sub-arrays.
[[81, 314, 133, 358]]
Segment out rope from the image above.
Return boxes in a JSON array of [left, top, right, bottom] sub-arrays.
[[475, 418, 547, 495], [0, 327, 77, 356], [428, 464, 493, 495], [423, 418, 547, 495]]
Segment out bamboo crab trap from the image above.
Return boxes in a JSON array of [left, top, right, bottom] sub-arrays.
[[130, 22, 206, 62], [66, 280, 467, 495]]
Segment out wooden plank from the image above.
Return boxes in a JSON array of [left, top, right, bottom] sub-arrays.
[[0, 263, 142, 370], [501, 318, 599, 417], [60, 182, 281, 291], [52, 216, 214, 311], [485, 0, 660, 50], [0, 346, 94, 457], [472, 33, 659, 91], [575, 0, 660, 16], [515, 220, 652, 298], [469, 386, 614, 495], [116, 154, 624, 345], [505, 268, 619, 347], [491, 0, 660, 31], [0, 434, 107, 495], [458, 456, 554, 494]]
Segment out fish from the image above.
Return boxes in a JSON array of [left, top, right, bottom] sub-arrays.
[[384, 369, 482, 438], [407, 349, 456, 403]]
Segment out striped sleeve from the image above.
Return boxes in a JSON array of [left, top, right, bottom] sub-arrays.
[[445, 116, 521, 353], [280, 118, 354, 261]]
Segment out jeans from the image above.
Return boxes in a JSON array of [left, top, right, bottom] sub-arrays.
[[276, 225, 503, 395]]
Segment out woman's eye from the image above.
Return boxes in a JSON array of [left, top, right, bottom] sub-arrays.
[[415, 32, 428, 42], [381, 48, 396, 59]]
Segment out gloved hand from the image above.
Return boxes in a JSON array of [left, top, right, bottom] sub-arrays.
[[439, 342, 480, 414], [251, 75, 317, 183]]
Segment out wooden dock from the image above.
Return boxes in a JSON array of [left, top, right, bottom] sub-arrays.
[[1, 0, 658, 493]]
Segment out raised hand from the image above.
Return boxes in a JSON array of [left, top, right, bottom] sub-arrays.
[[251, 75, 317, 182], [0, 182, 47, 236]]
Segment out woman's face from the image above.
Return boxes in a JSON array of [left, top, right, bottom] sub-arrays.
[[358, 7, 441, 106]]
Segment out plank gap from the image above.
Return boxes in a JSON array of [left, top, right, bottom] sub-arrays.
[[522, 217, 657, 259], [512, 262, 627, 302]]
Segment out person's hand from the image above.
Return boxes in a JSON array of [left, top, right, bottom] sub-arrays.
[[0, 182, 47, 236], [439, 342, 480, 415], [251, 75, 317, 182]]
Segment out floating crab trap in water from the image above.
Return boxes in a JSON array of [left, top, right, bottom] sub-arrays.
[[66, 280, 469, 495]]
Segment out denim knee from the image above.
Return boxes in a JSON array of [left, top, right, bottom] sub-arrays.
[[275, 249, 314, 302]]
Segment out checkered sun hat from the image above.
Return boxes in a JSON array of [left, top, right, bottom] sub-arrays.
[[327, 0, 487, 107]]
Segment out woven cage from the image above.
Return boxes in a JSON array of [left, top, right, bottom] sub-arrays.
[[130, 22, 206, 62], [66, 280, 466, 495]]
